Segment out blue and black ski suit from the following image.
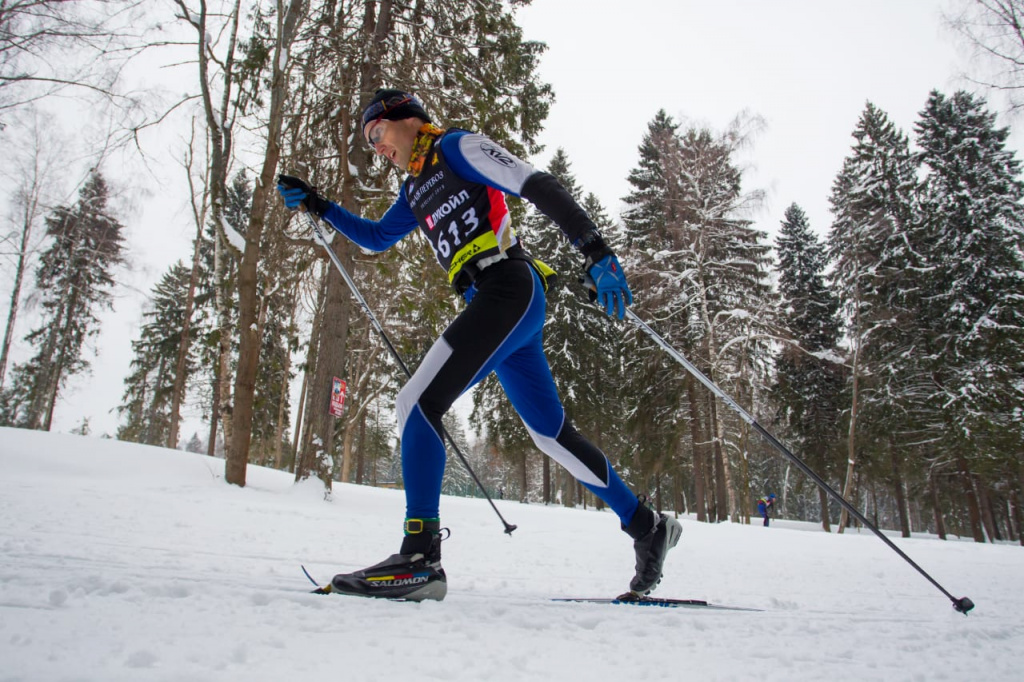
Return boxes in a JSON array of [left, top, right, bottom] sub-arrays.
[[319, 128, 640, 526]]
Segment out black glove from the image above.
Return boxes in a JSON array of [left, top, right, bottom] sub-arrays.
[[276, 174, 330, 218]]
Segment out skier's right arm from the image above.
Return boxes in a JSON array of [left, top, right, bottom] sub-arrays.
[[277, 174, 418, 251]]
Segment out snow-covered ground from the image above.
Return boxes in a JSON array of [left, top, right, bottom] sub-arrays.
[[1, 427, 1021, 681]]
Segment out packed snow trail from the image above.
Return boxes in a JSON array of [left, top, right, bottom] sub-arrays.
[[2, 427, 1021, 682]]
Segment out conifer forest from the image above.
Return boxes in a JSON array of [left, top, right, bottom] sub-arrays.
[[1, 0, 1023, 546]]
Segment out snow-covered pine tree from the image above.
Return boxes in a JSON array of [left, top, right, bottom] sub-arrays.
[[117, 262, 199, 446], [621, 110, 678, 254], [623, 114, 773, 522], [675, 126, 773, 524], [619, 112, 694, 513], [914, 90, 1024, 543], [0, 171, 125, 430], [185, 432, 205, 454], [826, 102, 924, 536], [773, 203, 845, 531]]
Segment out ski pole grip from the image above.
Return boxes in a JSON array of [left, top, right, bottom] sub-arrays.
[[579, 273, 598, 303], [277, 173, 311, 213]]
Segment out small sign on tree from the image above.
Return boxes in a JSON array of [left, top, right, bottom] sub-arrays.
[[329, 377, 347, 417]]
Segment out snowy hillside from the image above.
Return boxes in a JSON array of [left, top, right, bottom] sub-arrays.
[[1, 427, 1021, 681]]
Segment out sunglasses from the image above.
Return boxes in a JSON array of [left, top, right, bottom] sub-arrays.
[[362, 94, 418, 147], [366, 119, 386, 148]]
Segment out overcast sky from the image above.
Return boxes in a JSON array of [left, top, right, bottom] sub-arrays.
[[517, 0, 1001, 241], [3, 0, 1016, 439]]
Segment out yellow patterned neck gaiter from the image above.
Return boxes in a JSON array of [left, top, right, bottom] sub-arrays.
[[407, 123, 444, 177]]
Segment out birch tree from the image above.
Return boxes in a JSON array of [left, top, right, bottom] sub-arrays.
[[0, 109, 62, 390]]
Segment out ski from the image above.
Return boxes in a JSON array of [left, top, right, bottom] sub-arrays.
[[553, 593, 762, 612], [301, 565, 332, 594], [304, 566, 759, 610]]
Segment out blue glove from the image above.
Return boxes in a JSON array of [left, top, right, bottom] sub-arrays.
[[276, 174, 329, 217], [588, 254, 632, 320]]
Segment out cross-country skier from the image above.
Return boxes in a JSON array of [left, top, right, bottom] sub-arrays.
[[757, 493, 776, 527], [277, 89, 681, 601]]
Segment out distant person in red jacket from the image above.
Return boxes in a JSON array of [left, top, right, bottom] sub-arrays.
[[757, 493, 776, 527]]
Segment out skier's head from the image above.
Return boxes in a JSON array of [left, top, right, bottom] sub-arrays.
[[768, 493, 776, 500], [361, 89, 432, 169]]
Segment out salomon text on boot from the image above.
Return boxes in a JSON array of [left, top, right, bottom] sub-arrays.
[[330, 518, 448, 602], [623, 496, 682, 596]]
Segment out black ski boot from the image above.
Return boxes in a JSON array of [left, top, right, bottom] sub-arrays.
[[330, 519, 448, 602], [623, 496, 682, 595]]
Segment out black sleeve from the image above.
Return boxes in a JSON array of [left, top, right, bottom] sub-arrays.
[[520, 172, 614, 268]]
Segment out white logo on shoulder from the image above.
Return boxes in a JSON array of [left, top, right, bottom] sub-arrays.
[[479, 142, 517, 168]]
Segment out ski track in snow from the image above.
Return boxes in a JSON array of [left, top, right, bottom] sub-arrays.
[[1, 427, 1021, 681]]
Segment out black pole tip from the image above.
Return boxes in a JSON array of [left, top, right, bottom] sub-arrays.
[[953, 596, 975, 615], [504, 524, 517, 536]]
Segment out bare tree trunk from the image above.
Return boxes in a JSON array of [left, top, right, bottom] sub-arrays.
[[0, 186, 43, 391], [709, 396, 729, 523], [542, 456, 550, 504], [1009, 488, 1023, 546], [818, 487, 832, 533], [272, 359, 291, 469], [356, 414, 366, 484], [561, 466, 573, 507], [206, 360, 221, 456], [737, 421, 751, 523], [145, 357, 168, 445], [168, 132, 209, 450], [289, 365, 308, 473], [213, 235, 234, 462], [295, 272, 326, 481], [1019, 461, 1024, 544], [340, 423, 356, 483], [890, 440, 910, 538], [227, 0, 307, 486], [929, 469, 947, 540], [291, 270, 326, 477], [956, 453, 986, 543], [838, 326, 861, 534], [686, 376, 707, 522], [674, 471, 686, 516], [25, 283, 65, 428], [518, 453, 528, 503], [976, 476, 1001, 542], [273, 281, 301, 469]]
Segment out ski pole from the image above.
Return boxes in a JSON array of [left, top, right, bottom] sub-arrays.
[[594, 282, 973, 614], [298, 209, 517, 536]]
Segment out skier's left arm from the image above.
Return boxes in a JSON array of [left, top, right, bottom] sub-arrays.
[[276, 174, 418, 251], [439, 131, 633, 319]]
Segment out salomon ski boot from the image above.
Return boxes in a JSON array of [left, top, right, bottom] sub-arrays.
[[623, 496, 682, 595], [330, 519, 448, 602]]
